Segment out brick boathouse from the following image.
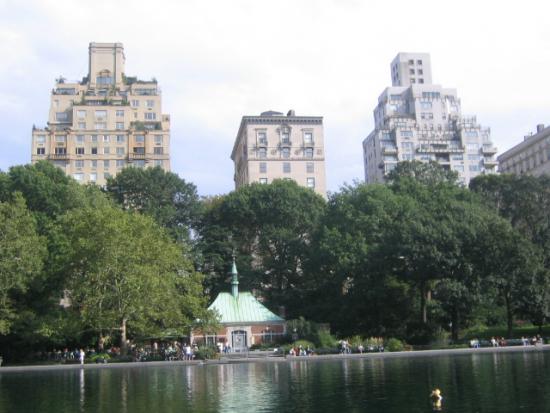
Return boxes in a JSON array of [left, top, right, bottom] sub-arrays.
[[191, 260, 286, 352]]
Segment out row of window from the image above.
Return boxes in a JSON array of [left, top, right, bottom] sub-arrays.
[[257, 131, 314, 145], [259, 162, 315, 174], [36, 135, 164, 144], [257, 147, 315, 158], [68, 159, 164, 172], [259, 177, 316, 189], [38, 147, 164, 156]]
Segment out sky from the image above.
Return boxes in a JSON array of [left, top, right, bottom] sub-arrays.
[[1, 0, 549, 196]]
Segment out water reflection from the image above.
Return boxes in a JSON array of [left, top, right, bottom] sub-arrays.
[[1, 351, 550, 412]]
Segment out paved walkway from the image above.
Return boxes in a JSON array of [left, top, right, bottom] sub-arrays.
[[1, 344, 548, 374]]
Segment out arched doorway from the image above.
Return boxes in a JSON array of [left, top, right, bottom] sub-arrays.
[[231, 330, 247, 352]]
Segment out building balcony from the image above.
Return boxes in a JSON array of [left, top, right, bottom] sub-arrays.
[[482, 146, 497, 154], [129, 153, 146, 160], [382, 147, 398, 154], [49, 153, 69, 160], [484, 160, 498, 167]]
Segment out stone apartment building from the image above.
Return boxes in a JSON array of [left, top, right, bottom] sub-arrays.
[[363, 52, 497, 185], [498, 124, 550, 176], [230, 110, 327, 197], [31, 42, 170, 185]]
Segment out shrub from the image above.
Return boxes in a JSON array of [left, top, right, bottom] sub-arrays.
[[89, 353, 111, 363], [195, 346, 218, 360], [386, 338, 404, 352], [316, 330, 338, 348]]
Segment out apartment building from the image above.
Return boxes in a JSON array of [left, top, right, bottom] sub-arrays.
[[498, 124, 550, 176], [363, 52, 497, 185], [31, 42, 170, 185], [230, 110, 327, 197]]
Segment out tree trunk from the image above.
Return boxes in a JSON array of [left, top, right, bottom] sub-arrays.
[[504, 294, 513, 338], [420, 282, 430, 324], [120, 318, 128, 356]]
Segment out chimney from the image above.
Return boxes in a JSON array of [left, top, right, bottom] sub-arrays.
[[287, 109, 295, 117], [537, 124, 545, 134]]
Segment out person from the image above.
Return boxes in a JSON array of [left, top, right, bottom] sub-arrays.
[[79, 349, 85, 366], [358, 344, 364, 354]]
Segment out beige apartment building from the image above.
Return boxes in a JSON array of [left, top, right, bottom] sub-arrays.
[[498, 124, 550, 176], [230, 110, 327, 197], [31, 42, 170, 185], [363, 52, 497, 185]]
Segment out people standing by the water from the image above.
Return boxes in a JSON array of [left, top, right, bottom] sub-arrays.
[[79, 349, 85, 365]]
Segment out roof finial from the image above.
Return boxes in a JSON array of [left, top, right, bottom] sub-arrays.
[[231, 254, 239, 298]]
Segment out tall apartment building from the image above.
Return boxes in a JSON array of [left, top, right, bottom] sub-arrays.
[[498, 124, 550, 176], [230, 110, 327, 197], [31, 42, 170, 185], [363, 52, 497, 185]]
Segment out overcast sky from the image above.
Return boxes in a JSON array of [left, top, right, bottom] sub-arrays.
[[1, 0, 549, 195]]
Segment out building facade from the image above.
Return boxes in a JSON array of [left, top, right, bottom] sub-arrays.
[[31, 42, 170, 185], [498, 124, 550, 176], [230, 110, 327, 197], [363, 52, 497, 185]]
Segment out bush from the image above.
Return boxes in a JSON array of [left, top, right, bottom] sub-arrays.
[[315, 330, 338, 348], [386, 338, 405, 352], [195, 346, 218, 360], [89, 353, 110, 363]]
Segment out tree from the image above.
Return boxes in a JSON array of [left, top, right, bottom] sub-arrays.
[[54, 204, 212, 353], [105, 167, 200, 241], [195, 180, 326, 315], [0, 194, 45, 334]]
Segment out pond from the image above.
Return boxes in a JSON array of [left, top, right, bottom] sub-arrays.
[[1, 350, 549, 412]]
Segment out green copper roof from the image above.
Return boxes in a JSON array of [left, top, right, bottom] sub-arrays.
[[209, 292, 284, 324]]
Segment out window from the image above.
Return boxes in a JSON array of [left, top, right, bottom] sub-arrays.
[[75, 135, 84, 144], [259, 178, 268, 184], [91, 160, 97, 168], [55, 112, 68, 121], [257, 132, 267, 145], [133, 160, 145, 168], [422, 92, 441, 99], [75, 160, 84, 168], [453, 165, 464, 172], [36, 135, 46, 144], [464, 131, 478, 138], [281, 132, 290, 144], [402, 153, 414, 161], [451, 154, 463, 161], [306, 177, 315, 188], [154, 147, 163, 154], [116, 110, 124, 117], [104, 160, 110, 168], [116, 160, 125, 168], [304, 132, 313, 144], [103, 135, 110, 142], [154, 160, 163, 167], [305, 148, 314, 158], [89, 173, 97, 182], [95, 122, 106, 129], [282, 147, 290, 158], [420, 102, 432, 109], [469, 165, 480, 172], [103, 147, 110, 155], [56, 135, 66, 143], [283, 162, 291, 173], [154, 135, 163, 144], [95, 110, 107, 118], [55, 147, 66, 155], [144, 112, 156, 120], [390, 94, 402, 101], [409, 69, 415, 75], [135, 135, 145, 143], [468, 154, 480, 161], [131, 100, 139, 107], [116, 122, 124, 130], [467, 143, 479, 152], [417, 59, 423, 65], [408, 59, 414, 65], [401, 130, 413, 138], [36, 147, 45, 155], [418, 69, 424, 75], [116, 147, 125, 155], [410, 78, 416, 84], [421, 112, 434, 120], [259, 162, 267, 173], [76, 147, 85, 155], [78, 122, 86, 129], [96, 75, 113, 85], [146, 100, 155, 107], [91, 135, 98, 143], [307, 162, 314, 173], [73, 173, 84, 181], [258, 147, 267, 158], [77, 110, 86, 118], [116, 135, 125, 143], [104, 172, 112, 179], [401, 142, 414, 151], [133, 147, 145, 154]]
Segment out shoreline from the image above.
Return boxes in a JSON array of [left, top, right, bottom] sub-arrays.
[[1, 344, 548, 374]]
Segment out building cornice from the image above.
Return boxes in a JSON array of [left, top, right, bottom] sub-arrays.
[[498, 127, 550, 162]]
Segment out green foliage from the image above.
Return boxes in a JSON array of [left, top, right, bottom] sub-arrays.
[[385, 338, 405, 352], [195, 346, 218, 360]]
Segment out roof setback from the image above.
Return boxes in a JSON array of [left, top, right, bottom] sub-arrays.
[[209, 292, 284, 324]]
